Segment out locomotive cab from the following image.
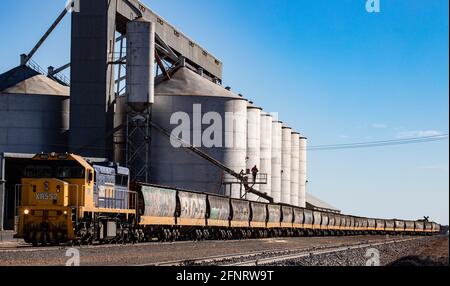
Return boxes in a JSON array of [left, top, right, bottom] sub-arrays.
[[16, 153, 92, 245], [15, 153, 137, 246]]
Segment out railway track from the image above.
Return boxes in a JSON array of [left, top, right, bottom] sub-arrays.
[[225, 237, 420, 266], [0, 239, 197, 253], [1, 235, 437, 266], [142, 236, 421, 266]]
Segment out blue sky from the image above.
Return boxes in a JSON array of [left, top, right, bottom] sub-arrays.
[[0, 0, 448, 224]]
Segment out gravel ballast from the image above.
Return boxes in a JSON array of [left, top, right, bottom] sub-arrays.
[[264, 236, 448, 266], [0, 235, 446, 266]]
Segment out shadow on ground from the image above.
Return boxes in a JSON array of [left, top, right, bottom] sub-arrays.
[[389, 256, 449, 266]]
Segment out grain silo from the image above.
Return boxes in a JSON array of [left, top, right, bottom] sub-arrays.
[[246, 102, 261, 201], [299, 136, 308, 207], [150, 67, 247, 198], [281, 126, 292, 204], [259, 112, 272, 197], [126, 19, 155, 110], [271, 120, 282, 202], [0, 65, 69, 154], [290, 132, 300, 206]]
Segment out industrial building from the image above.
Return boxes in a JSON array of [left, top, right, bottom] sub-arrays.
[[0, 0, 340, 233]]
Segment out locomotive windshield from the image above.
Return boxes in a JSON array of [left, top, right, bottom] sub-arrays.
[[23, 160, 85, 179]]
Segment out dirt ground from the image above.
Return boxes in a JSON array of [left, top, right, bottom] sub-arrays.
[[389, 236, 449, 266]]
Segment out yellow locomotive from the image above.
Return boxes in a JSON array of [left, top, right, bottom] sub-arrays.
[[16, 153, 136, 246]]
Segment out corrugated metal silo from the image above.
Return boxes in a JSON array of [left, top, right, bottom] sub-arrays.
[[299, 137, 308, 208], [259, 112, 272, 197], [281, 126, 292, 204], [150, 67, 247, 198], [290, 132, 300, 206], [270, 120, 282, 202], [126, 19, 155, 110], [0, 66, 69, 154], [246, 102, 261, 201]]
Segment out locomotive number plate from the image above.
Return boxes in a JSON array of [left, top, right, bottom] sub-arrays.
[[36, 193, 58, 201]]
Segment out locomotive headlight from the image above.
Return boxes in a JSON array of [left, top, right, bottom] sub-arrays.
[[24, 209, 30, 215], [63, 211, 68, 215], [56, 185, 61, 193]]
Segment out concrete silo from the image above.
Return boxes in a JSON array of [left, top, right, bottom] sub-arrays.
[[290, 132, 300, 206], [299, 137, 308, 208], [281, 126, 292, 204], [246, 102, 261, 201], [259, 112, 272, 197], [270, 120, 282, 203], [125, 19, 155, 182], [0, 65, 69, 154], [151, 67, 247, 198]]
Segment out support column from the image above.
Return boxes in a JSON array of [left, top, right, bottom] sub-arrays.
[[0, 154, 5, 231]]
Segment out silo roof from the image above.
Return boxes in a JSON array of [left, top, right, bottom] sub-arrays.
[[155, 67, 244, 100], [0, 65, 69, 96], [0, 65, 39, 92], [247, 102, 262, 110]]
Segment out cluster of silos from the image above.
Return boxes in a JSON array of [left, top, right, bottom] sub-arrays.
[[147, 67, 308, 205], [119, 18, 308, 205], [243, 106, 308, 207], [250, 116, 307, 207], [117, 18, 245, 197]]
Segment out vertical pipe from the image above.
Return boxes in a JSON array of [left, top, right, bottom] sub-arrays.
[[281, 126, 292, 204], [259, 113, 272, 197], [271, 121, 282, 203], [299, 137, 308, 208], [290, 132, 300, 206]]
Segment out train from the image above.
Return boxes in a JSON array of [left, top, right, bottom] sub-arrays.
[[15, 153, 441, 246]]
